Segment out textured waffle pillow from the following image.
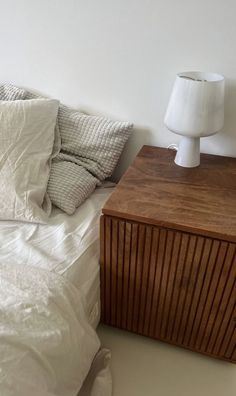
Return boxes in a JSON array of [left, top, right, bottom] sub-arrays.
[[47, 160, 98, 214], [0, 99, 59, 223], [58, 105, 133, 180], [47, 107, 133, 214], [0, 83, 26, 100]]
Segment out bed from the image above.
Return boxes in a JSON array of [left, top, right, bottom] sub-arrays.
[[0, 184, 114, 328], [0, 184, 114, 396], [0, 83, 133, 395]]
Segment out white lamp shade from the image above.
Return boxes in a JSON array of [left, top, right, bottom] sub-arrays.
[[164, 71, 225, 138]]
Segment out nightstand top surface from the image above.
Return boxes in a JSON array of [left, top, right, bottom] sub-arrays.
[[103, 145, 236, 242]]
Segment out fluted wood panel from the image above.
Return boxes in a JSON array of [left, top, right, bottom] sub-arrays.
[[100, 215, 236, 363]]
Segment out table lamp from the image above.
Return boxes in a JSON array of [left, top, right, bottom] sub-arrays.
[[164, 71, 225, 167]]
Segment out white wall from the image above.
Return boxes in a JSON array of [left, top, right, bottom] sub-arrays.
[[1, 0, 236, 178]]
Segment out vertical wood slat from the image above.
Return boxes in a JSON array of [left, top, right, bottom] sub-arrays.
[[116, 220, 125, 328], [160, 231, 182, 339], [122, 222, 132, 329], [100, 216, 105, 322], [126, 223, 139, 331], [154, 230, 175, 339], [143, 228, 160, 336], [110, 218, 118, 326], [177, 236, 205, 346], [138, 226, 153, 334], [132, 224, 146, 333], [104, 216, 112, 324], [171, 235, 197, 344], [166, 233, 190, 341], [100, 215, 236, 363], [149, 229, 167, 338]]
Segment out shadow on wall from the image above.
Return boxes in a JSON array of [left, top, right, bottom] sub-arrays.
[[112, 125, 153, 182]]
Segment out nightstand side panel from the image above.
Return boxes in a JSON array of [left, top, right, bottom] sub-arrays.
[[100, 215, 236, 363]]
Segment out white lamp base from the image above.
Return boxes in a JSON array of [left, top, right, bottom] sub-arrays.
[[175, 137, 200, 168]]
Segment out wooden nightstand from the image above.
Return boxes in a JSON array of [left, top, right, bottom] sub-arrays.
[[100, 145, 236, 362]]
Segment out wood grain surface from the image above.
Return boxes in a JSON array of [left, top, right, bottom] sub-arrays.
[[103, 146, 236, 243]]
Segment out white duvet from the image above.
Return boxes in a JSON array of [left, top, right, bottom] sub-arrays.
[[0, 185, 113, 276], [0, 186, 114, 396], [0, 262, 110, 396]]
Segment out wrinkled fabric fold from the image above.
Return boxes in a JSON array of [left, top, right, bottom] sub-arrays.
[[0, 262, 100, 396]]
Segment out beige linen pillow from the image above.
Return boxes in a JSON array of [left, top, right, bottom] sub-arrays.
[[0, 99, 59, 223]]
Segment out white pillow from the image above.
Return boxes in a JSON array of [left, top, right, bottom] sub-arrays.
[[0, 99, 59, 223]]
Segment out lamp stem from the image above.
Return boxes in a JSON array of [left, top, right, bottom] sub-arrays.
[[175, 136, 200, 168]]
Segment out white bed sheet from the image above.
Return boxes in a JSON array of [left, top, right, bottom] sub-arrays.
[[64, 239, 101, 328], [0, 184, 114, 327]]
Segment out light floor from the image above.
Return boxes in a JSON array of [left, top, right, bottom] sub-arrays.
[[98, 324, 236, 396]]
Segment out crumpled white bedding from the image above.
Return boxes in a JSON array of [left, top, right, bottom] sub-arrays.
[[0, 262, 100, 396], [0, 184, 113, 276], [0, 184, 114, 330], [0, 185, 114, 396]]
